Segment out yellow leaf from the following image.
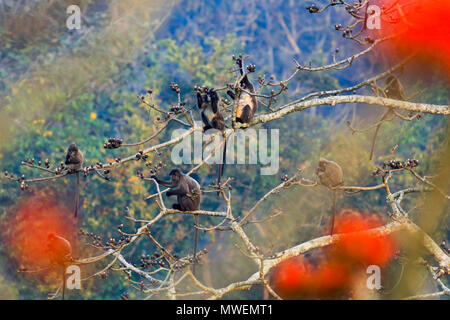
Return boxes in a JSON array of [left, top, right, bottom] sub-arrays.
[[128, 176, 138, 183]]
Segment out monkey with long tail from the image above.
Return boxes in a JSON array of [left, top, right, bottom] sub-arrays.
[[46, 233, 72, 300], [315, 158, 344, 235], [65, 143, 84, 217]]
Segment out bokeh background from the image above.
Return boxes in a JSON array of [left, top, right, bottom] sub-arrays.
[[0, 0, 448, 299]]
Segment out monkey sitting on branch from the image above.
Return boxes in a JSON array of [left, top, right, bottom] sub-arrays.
[[65, 143, 84, 218], [151, 169, 202, 274], [196, 86, 227, 191], [369, 75, 405, 160], [315, 158, 344, 235], [227, 55, 258, 124], [46, 232, 72, 300]]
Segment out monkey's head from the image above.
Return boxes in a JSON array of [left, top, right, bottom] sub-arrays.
[[68, 143, 79, 152], [196, 86, 214, 109], [385, 76, 403, 99], [46, 232, 58, 254], [316, 158, 344, 188], [169, 168, 183, 183], [47, 232, 57, 241], [386, 75, 397, 84], [316, 158, 330, 173]]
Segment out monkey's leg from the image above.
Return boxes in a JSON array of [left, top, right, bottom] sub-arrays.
[[201, 113, 213, 131], [330, 190, 337, 235], [172, 203, 182, 210], [236, 105, 252, 123], [193, 214, 199, 276], [226, 90, 236, 100], [74, 172, 80, 218]]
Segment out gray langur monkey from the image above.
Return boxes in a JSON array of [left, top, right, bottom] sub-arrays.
[[65, 143, 84, 218], [196, 86, 227, 191], [46, 233, 72, 300], [315, 158, 344, 235], [227, 56, 258, 124], [151, 169, 202, 274]]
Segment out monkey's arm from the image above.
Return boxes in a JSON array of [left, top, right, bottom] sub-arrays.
[[210, 91, 219, 114], [65, 153, 71, 165], [196, 92, 204, 110], [151, 176, 174, 188], [167, 188, 185, 197], [240, 75, 254, 91], [65, 151, 82, 166], [236, 57, 244, 75], [226, 90, 236, 100]]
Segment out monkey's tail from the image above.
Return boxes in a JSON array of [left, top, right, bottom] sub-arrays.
[[74, 172, 80, 218], [217, 134, 227, 197], [369, 124, 382, 161], [61, 264, 66, 300], [370, 109, 392, 160], [193, 214, 199, 276], [330, 190, 337, 235]]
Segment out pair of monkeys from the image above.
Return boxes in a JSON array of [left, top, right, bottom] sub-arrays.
[[197, 57, 258, 188], [197, 56, 258, 129]]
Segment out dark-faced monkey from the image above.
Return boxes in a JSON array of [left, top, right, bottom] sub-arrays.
[[370, 75, 405, 160], [384, 75, 405, 100], [315, 158, 344, 235], [152, 169, 202, 274], [65, 143, 84, 217], [196, 86, 227, 190], [196, 86, 225, 131], [227, 56, 258, 124], [46, 232, 72, 300]]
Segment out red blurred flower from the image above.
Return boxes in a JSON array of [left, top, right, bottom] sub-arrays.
[[332, 212, 397, 267], [272, 257, 313, 297], [271, 210, 397, 299], [372, 0, 450, 74], [5, 196, 77, 269]]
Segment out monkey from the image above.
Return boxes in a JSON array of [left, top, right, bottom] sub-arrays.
[[196, 86, 225, 131], [384, 75, 405, 100], [315, 158, 344, 235], [151, 169, 202, 274], [65, 143, 84, 218], [227, 56, 258, 124], [46, 232, 72, 300], [369, 75, 405, 160], [196, 86, 227, 191]]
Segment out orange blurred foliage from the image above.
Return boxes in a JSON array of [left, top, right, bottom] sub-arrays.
[[372, 0, 450, 74], [271, 210, 397, 299], [5, 196, 77, 270]]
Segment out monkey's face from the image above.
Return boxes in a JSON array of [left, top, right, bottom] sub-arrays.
[[169, 170, 182, 184], [316, 159, 328, 173], [200, 93, 211, 109], [68, 143, 78, 153]]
